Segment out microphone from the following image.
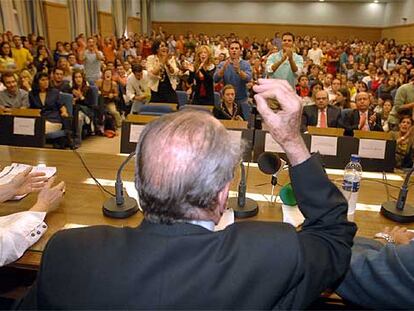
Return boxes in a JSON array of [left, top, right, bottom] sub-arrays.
[[228, 162, 259, 218], [257, 152, 286, 202], [381, 166, 414, 223], [103, 151, 139, 219]]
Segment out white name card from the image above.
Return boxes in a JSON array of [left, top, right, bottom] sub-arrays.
[[129, 124, 145, 143], [13, 117, 35, 136], [265, 133, 284, 153], [358, 139, 386, 159], [228, 130, 242, 144], [310, 136, 338, 156]]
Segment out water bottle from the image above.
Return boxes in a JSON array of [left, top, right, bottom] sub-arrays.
[[342, 154, 362, 221]]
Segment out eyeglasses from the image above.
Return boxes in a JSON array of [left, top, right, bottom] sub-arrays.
[[316, 97, 328, 100]]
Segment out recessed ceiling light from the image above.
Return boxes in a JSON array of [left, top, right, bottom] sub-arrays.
[[319, 0, 325, 2], [374, 0, 379, 3]]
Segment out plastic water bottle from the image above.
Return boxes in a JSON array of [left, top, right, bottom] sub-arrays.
[[342, 154, 362, 221]]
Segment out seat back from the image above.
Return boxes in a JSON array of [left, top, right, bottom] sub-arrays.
[[176, 90, 189, 107], [60, 92, 73, 116], [139, 104, 174, 116], [214, 92, 221, 108]]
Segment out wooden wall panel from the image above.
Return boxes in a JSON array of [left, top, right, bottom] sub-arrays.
[[381, 24, 414, 44], [152, 22, 382, 42], [98, 12, 114, 38], [43, 1, 71, 48], [127, 17, 141, 35]]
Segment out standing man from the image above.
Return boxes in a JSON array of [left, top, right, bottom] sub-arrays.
[[12, 35, 33, 72], [18, 79, 356, 309], [80, 37, 104, 85], [340, 91, 383, 136], [301, 90, 341, 132], [214, 41, 252, 118], [307, 41, 324, 66], [388, 76, 414, 130], [266, 32, 303, 89]]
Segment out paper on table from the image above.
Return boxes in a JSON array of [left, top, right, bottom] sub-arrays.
[[358, 139, 386, 159], [228, 130, 242, 145], [13, 117, 35, 136], [310, 135, 337, 156], [129, 124, 145, 143], [265, 133, 284, 153]]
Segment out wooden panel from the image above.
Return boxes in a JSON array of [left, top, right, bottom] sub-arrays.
[[152, 21, 382, 42], [98, 12, 114, 38], [127, 17, 141, 35], [43, 1, 71, 48], [381, 24, 414, 44]]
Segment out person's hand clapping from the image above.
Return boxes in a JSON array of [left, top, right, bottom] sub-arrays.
[[253, 79, 310, 166], [30, 177, 65, 213], [10, 167, 48, 196]]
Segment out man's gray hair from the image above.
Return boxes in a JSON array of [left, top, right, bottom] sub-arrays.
[[135, 110, 242, 224]]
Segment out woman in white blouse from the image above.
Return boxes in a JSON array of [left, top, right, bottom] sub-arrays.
[[146, 39, 180, 103]]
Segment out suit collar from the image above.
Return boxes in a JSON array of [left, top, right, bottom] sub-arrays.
[[138, 219, 213, 236]]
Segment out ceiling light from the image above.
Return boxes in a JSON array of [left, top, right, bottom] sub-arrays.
[[374, 0, 379, 3]]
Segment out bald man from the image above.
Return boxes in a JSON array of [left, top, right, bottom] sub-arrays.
[[339, 91, 383, 136]]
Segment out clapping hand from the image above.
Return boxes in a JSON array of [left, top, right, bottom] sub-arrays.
[[10, 167, 48, 196], [30, 177, 65, 213], [253, 79, 309, 166]]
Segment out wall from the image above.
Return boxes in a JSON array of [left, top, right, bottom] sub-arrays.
[[43, 1, 71, 48], [152, 21, 382, 42], [152, 1, 386, 27], [98, 12, 114, 37], [128, 17, 141, 35], [381, 24, 414, 44]]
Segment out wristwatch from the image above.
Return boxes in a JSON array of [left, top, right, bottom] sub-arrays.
[[374, 232, 395, 244]]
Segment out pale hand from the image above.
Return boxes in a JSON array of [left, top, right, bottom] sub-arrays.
[[253, 79, 309, 166], [11, 167, 48, 196], [30, 177, 65, 213], [383, 226, 414, 245]]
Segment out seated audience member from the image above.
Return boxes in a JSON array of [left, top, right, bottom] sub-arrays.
[[301, 90, 341, 132], [33, 45, 54, 74], [19, 69, 33, 92], [147, 39, 180, 103], [340, 91, 383, 136], [17, 79, 356, 310], [0, 41, 17, 74], [0, 168, 65, 267], [389, 115, 414, 168], [189, 45, 216, 105], [29, 72, 73, 148], [213, 84, 244, 121], [67, 53, 84, 71], [0, 72, 29, 110], [388, 76, 414, 130], [380, 98, 393, 132], [333, 87, 351, 109], [126, 64, 150, 114], [265, 32, 303, 88], [336, 226, 414, 309], [71, 69, 95, 145], [53, 41, 68, 63], [49, 67, 71, 93], [56, 57, 73, 82], [328, 78, 341, 103], [308, 81, 323, 105], [96, 68, 121, 129], [295, 74, 310, 101]]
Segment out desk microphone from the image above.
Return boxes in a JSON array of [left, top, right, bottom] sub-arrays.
[[228, 162, 258, 218], [103, 151, 139, 218], [381, 166, 414, 223], [257, 152, 286, 202]]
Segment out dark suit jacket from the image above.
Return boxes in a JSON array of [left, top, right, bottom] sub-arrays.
[[301, 105, 341, 132], [18, 155, 356, 310], [339, 109, 383, 136], [29, 88, 63, 123]]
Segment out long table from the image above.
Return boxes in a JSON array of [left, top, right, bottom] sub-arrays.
[[0, 145, 412, 269]]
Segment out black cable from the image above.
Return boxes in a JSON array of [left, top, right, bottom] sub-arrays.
[[73, 149, 115, 197]]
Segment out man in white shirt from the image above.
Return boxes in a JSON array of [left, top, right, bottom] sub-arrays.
[[126, 64, 151, 114], [307, 41, 323, 66], [0, 168, 65, 266]]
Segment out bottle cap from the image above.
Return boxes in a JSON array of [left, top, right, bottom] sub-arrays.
[[279, 183, 297, 206], [351, 154, 360, 162]]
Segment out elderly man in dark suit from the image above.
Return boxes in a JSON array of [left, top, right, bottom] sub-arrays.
[[340, 91, 383, 136], [301, 90, 341, 132], [18, 80, 356, 310]]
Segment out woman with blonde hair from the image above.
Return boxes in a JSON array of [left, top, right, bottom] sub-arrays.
[[19, 69, 33, 92], [188, 45, 216, 105]]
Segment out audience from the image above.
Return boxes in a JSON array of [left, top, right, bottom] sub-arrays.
[[0, 72, 29, 109], [213, 84, 244, 121]]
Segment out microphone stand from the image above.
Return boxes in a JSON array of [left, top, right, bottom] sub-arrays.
[[228, 162, 259, 218], [381, 166, 414, 223], [103, 151, 139, 218]]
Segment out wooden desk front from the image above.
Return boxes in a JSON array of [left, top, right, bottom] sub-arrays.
[[0, 146, 412, 269]]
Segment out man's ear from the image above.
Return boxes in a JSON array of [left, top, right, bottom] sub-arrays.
[[217, 182, 231, 216]]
